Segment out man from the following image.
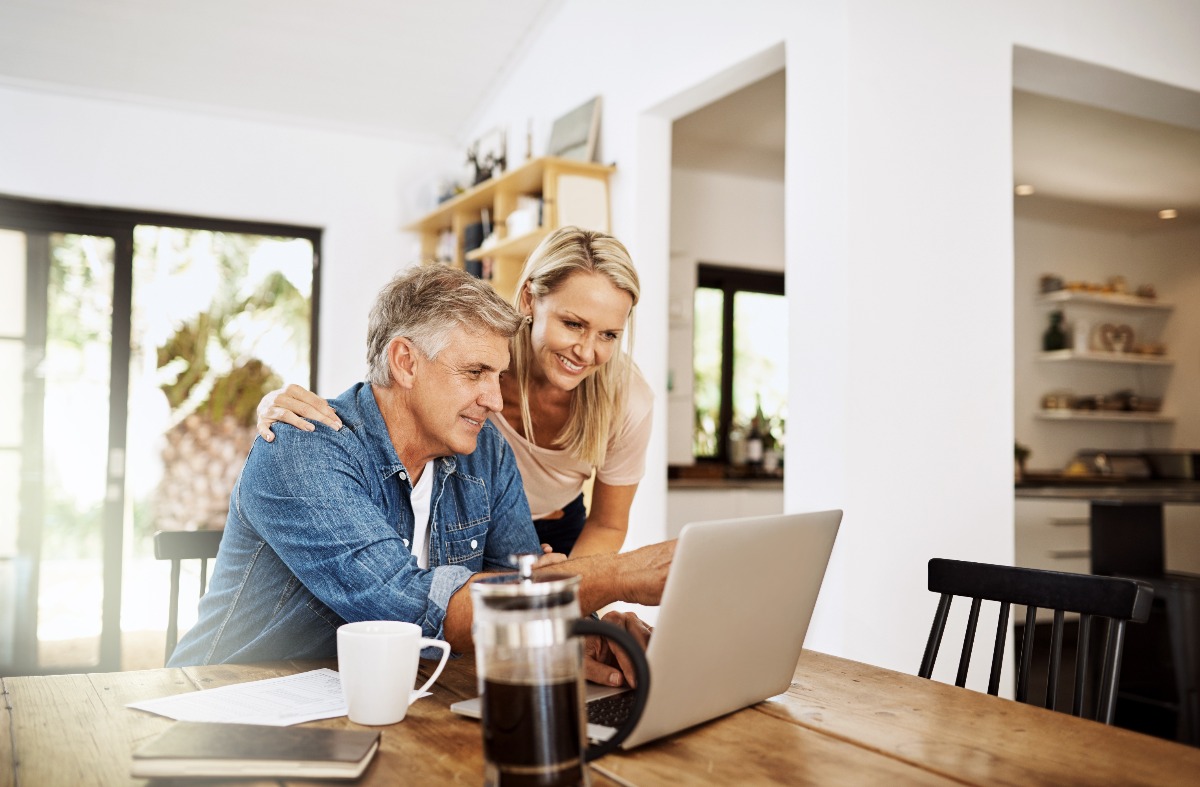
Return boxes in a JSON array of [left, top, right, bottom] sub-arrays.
[[169, 265, 671, 687]]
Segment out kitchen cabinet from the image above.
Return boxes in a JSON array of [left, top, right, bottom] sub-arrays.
[[405, 156, 614, 299], [1014, 499, 1091, 622], [666, 485, 783, 540], [1035, 290, 1174, 425]]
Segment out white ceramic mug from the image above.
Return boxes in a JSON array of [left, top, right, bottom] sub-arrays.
[[337, 620, 451, 725]]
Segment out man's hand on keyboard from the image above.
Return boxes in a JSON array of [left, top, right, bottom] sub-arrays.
[[583, 610, 653, 688]]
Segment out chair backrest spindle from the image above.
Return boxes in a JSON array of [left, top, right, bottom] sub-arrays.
[[956, 597, 983, 687], [1072, 614, 1094, 717], [987, 601, 1010, 696], [1017, 604, 1037, 703]]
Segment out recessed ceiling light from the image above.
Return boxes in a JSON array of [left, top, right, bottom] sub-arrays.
[[1159, 208, 1178, 220], [1014, 184, 1035, 196]]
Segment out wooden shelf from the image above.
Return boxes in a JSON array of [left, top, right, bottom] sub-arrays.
[[404, 156, 615, 299], [1036, 410, 1175, 424], [1037, 291, 1172, 312], [1038, 349, 1173, 366], [465, 227, 550, 261]]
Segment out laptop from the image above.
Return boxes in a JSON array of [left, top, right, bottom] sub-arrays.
[[451, 509, 842, 749]]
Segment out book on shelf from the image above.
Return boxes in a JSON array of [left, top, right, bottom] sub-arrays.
[[131, 721, 380, 780]]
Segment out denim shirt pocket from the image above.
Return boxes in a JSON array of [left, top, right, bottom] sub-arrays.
[[436, 473, 490, 567]]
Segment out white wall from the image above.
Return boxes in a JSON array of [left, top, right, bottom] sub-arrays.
[[0, 84, 457, 392], [461, 0, 1200, 679]]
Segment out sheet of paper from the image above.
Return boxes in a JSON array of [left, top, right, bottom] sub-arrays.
[[127, 668, 430, 726]]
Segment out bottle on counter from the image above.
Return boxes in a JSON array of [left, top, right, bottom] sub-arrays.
[[728, 421, 748, 467], [746, 395, 766, 470]]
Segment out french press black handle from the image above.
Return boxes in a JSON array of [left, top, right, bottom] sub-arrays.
[[571, 617, 651, 760]]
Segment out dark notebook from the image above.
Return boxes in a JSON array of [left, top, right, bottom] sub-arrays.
[[131, 721, 380, 780]]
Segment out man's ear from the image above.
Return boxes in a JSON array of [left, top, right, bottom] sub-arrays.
[[387, 337, 419, 389]]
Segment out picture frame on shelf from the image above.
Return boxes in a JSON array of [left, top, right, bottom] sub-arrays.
[[468, 126, 507, 185], [547, 95, 602, 162]]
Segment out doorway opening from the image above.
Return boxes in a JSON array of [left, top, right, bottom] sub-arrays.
[[641, 45, 786, 539]]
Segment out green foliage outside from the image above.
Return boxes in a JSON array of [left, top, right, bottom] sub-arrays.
[[145, 229, 309, 429]]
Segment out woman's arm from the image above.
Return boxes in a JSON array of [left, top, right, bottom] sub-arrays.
[[256, 384, 342, 442], [568, 480, 639, 558]]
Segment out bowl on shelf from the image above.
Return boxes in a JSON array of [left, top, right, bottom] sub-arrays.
[[1129, 396, 1162, 413], [1041, 391, 1076, 410]]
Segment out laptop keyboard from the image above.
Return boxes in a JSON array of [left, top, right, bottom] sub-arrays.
[[586, 691, 637, 728]]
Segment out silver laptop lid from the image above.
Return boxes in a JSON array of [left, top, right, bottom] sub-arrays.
[[621, 509, 842, 749]]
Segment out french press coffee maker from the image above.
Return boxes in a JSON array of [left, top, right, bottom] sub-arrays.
[[471, 555, 650, 787]]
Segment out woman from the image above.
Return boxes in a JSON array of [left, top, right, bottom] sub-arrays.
[[257, 226, 651, 557]]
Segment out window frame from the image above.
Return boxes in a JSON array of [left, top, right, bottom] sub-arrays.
[[694, 263, 785, 465]]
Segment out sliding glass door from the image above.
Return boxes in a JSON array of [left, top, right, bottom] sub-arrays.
[[0, 197, 319, 675]]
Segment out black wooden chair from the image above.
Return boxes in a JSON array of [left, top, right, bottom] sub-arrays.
[[153, 529, 223, 663], [918, 558, 1154, 724]]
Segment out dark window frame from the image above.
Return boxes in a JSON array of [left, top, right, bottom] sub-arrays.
[[695, 263, 785, 465]]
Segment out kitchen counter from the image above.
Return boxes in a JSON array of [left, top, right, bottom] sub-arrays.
[[668, 476, 783, 490], [1016, 479, 1200, 576], [1016, 479, 1200, 504]]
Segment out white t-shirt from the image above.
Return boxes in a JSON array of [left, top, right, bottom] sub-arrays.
[[409, 461, 435, 568], [488, 365, 654, 519]]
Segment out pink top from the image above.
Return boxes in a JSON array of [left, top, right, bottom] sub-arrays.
[[488, 366, 654, 519]]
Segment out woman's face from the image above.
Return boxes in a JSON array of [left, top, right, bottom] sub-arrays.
[[524, 271, 634, 392]]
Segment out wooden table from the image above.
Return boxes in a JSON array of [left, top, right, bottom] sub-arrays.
[[4, 650, 1198, 786]]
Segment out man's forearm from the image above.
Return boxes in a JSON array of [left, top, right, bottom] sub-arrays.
[[564, 552, 631, 613], [443, 583, 476, 654], [559, 541, 675, 613], [440, 555, 622, 653], [440, 540, 674, 654]]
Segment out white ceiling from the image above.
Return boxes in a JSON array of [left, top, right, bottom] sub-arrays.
[[0, 0, 560, 143], [3, 3, 1199, 229], [1013, 89, 1200, 229], [672, 70, 786, 180]]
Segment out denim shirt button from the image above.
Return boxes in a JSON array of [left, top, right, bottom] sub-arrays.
[[403, 538, 410, 547], [399, 471, 407, 481], [470, 539, 478, 549]]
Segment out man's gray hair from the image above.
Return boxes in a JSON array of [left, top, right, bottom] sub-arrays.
[[365, 265, 522, 386]]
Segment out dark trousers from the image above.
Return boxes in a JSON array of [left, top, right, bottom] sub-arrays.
[[533, 493, 587, 555]]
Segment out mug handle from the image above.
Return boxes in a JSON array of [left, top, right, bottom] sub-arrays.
[[415, 639, 452, 694], [572, 618, 651, 760]]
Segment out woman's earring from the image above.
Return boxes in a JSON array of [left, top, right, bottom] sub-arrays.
[[524, 315, 533, 326]]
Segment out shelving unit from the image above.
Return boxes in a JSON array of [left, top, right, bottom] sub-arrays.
[[1034, 287, 1174, 427], [405, 156, 615, 299]]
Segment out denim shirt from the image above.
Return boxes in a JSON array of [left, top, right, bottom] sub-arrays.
[[168, 382, 539, 666]]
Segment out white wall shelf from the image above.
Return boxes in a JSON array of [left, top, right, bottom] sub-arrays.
[[1035, 410, 1175, 424], [1037, 291, 1173, 312], [1038, 349, 1173, 366]]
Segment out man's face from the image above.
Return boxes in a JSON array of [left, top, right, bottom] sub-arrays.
[[407, 325, 509, 460]]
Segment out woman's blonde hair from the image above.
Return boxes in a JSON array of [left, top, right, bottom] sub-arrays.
[[510, 226, 639, 468]]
